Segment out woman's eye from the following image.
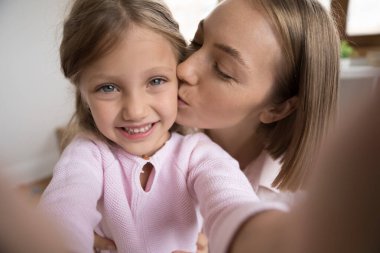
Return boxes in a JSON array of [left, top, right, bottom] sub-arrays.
[[188, 40, 202, 51], [213, 63, 233, 81], [98, 84, 118, 93], [150, 78, 166, 86]]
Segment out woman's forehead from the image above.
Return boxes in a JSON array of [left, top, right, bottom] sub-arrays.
[[204, 0, 273, 43], [203, 0, 281, 69]]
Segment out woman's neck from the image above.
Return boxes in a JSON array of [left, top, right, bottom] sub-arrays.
[[205, 127, 264, 170]]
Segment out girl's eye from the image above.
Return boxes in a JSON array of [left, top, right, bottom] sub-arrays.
[[213, 63, 233, 81], [98, 84, 118, 93], [150, 78, 166, 86]]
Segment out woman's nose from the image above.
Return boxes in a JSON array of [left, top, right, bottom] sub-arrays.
[[177, 53, 200, 86]]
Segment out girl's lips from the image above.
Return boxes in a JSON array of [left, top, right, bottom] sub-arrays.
[[118, 123, 156, 140], [122, 123, 153, 134]]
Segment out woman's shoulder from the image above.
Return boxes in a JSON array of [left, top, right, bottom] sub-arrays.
[[244, 151, 282, 192]]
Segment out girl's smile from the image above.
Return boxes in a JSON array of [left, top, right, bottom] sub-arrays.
[[79, 24, 179, 157], [117, 122, 156, 140]]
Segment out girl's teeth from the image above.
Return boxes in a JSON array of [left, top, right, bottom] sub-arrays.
[[124, 124, 152, 134]]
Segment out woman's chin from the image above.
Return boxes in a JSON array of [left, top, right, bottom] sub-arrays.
[[175, 113, 193, 127]]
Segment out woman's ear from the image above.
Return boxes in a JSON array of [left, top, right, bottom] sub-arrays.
[[259, 96, 298, 124]]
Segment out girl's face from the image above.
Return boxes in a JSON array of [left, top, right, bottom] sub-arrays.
[[80, 25, 178, 157], [176, 0, 281, 132]]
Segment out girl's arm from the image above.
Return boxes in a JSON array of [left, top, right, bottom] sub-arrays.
[[39, 138, 104, 253], [186, 134, 289, 253]]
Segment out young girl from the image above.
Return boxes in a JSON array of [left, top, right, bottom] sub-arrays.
[[39, 0, 287, 252]]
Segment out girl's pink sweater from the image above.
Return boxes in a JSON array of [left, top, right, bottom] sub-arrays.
[[40, 132, 288, 253]]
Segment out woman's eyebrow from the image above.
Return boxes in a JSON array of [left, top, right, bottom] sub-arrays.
[[193, 20, 204, 38], [214, 43, 248, 68], [198, 20, 204, 31], [202, 18, 248, 68]]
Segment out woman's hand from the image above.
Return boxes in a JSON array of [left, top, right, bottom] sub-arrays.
[[196, 232, 208, 253], [93, 233, 116, 252], [172, 232, 208, 253]]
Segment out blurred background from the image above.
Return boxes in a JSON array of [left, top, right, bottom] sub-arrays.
[[0, 0, 379, 188]]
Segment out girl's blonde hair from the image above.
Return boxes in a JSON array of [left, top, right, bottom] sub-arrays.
[[253, 0, 340, 190], [59, 0, 186, 150]]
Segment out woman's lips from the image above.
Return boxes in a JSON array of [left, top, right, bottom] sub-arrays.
[[177, 95, 189, 107]]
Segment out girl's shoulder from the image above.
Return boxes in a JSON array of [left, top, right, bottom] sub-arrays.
[[172, 132, 218, 151], [64, 133, 106, 151], [60, 134, 115, 166], [171, 132, 236, 165]]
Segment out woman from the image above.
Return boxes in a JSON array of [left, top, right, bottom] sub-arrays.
[[176, 0, 338, 193], [95, 0, 339, 251], [177, 0, 338, 251]]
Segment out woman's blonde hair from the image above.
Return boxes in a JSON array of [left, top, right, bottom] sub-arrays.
[[253, 0, 340, 190], [59, 0, 186, 150]]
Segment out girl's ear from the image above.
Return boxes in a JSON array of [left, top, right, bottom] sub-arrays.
[[259, 96, 298, 124]]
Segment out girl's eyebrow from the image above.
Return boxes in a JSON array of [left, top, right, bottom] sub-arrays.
[[85, 66, 175, 81]]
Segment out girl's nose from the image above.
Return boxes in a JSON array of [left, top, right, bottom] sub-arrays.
[[177, 53, 200, 86], [121, 94, 147, 121]]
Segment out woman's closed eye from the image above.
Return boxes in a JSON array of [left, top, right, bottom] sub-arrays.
[[213, 62, 234, 82], [188, 40, 202, 51]]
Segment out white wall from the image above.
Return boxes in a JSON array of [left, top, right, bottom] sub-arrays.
[[0, 0, 74, 184], [339, 64, 380, 116], [165, 0, 217, 40]]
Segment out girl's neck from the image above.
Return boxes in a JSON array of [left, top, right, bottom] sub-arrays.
[[205, 127, 264, 170]]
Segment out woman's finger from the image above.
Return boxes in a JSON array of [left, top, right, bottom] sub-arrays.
[[196, 232, 208, 253], [93, 233, 116, 251]]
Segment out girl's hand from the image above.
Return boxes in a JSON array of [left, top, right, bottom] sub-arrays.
[[93, 233, 116, 252], [172, 232, 208, 253]]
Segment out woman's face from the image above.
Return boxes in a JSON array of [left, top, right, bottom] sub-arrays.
[[176, 0, 282, 131]]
